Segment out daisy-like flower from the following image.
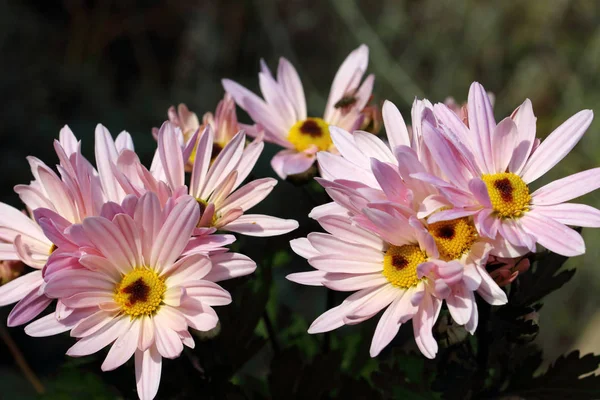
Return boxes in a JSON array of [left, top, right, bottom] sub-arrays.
[[152, 93, 247, 169], [222, 44, 374, 179], [154, 122, 298, 236], [0, 125, 105, 326], [421, 82, 600, 257], [287, 202, 505, 358], [40, 193, 250, 400]]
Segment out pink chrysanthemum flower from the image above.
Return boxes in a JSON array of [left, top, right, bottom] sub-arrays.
[[0, 125, 107, 326], [287, 207, 504, 358], [421, 82, 600, 257], [38, 193, 251, 400], [152, 122, 298, 235], [222, 45, 374, 179], [152, 93, 247, 169]]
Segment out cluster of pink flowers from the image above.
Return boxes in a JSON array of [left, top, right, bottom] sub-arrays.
[[0, 122, 297, 399], [1, 43, 599, 399], [287, 81, 599, 359]]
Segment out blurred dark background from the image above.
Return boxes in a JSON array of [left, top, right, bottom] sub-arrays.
[[1, 0, 600, 398]]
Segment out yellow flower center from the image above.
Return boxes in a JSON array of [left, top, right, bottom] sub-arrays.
[[114, 268, 166, 318], [196, 198, 218, 227], [428, 217, 477, 261], [382, 245, 427, 288], [287, 118, 332, 152], [481, 172, 531, 218], [48, 244, 57, 255]]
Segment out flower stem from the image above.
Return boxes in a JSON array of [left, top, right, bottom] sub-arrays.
[[262, 311, 280, 355], [0, 322, 45, 394]]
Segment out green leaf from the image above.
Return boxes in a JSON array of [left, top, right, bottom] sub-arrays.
[[504, 350, 600, 399]]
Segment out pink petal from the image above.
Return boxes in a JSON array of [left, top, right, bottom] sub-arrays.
[[222, 214, 298, 237], [289, 237, 319, 259], [101, 318, 141, 371], [369, 293, 407, 357], [134, 192, 163, 263], [520, 110, 594, 183], [83, 216, 138, 274], [286, 271, 327, 286], [95, 124, 124, 202], [354, 131, 396, 164], [45, 269, 115, 298], [329, 127, 369, 169], [183, 281, 231, 306], [61, 291, 115, 309], [422, 121, 473, 188], [382, 100, 410, 149], [178, 299, 218, 331], [201, 131, 246, 198], [508, 99, 537, 174], [7, 289, 52, 327], [371, 159, 411, 205], [317, 151, 379, 188], [71, 309, 120, 338], [222, 79, 287, 137], [115, 131, 134, 152], [345, 284, 399, 321], [446, 285, 474, 325], [150, 196, 200, 271], [521, 211, 585, 256], [158, 122, 185, 190], [318, 215, 384, 251], [531, 168, 600, 205], [139, 317, 155, 352], [467, 82, 496, 173], [532, 203, 600, 227], [135, 345, 162, 400], [189, 126, 213, 199], [0, 270, 42, 306], [324, 44, 369, 120], [153, 318, 183, 359], [233, 138, 264, 188], [162, 254, 212, 286], [412, 293, 441, 359], [277, 57, 307, 121], [497, 219, 535, 251], [475, 265, 507, 305], [307, 232, 382, 261], [271, 149, 316, 180], [67, 316, 129, 356], [259, 69, 297, 127], [362, 208, 414, 246], [203, 252, 257, 282], [309, 254, 382, 273], [323, 273, 388, 292], [491, 117, 518, 173]]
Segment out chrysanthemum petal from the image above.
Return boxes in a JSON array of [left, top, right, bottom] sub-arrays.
[[135, 345, 162, 400], [532, 203, 600, 227], [521, 212, 585, 256], [222, 214, 298, 237], [531, 168, 600, 205], [520, 110, 593, 183]]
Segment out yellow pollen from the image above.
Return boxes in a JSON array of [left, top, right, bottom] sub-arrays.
[[482, 172, 531, 219], [428, 218, 477, 261], [382, 245, 427, 288], [287, 118, 332, 152], [48, 244, 57, 255], [114, 268, 166, 318]]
